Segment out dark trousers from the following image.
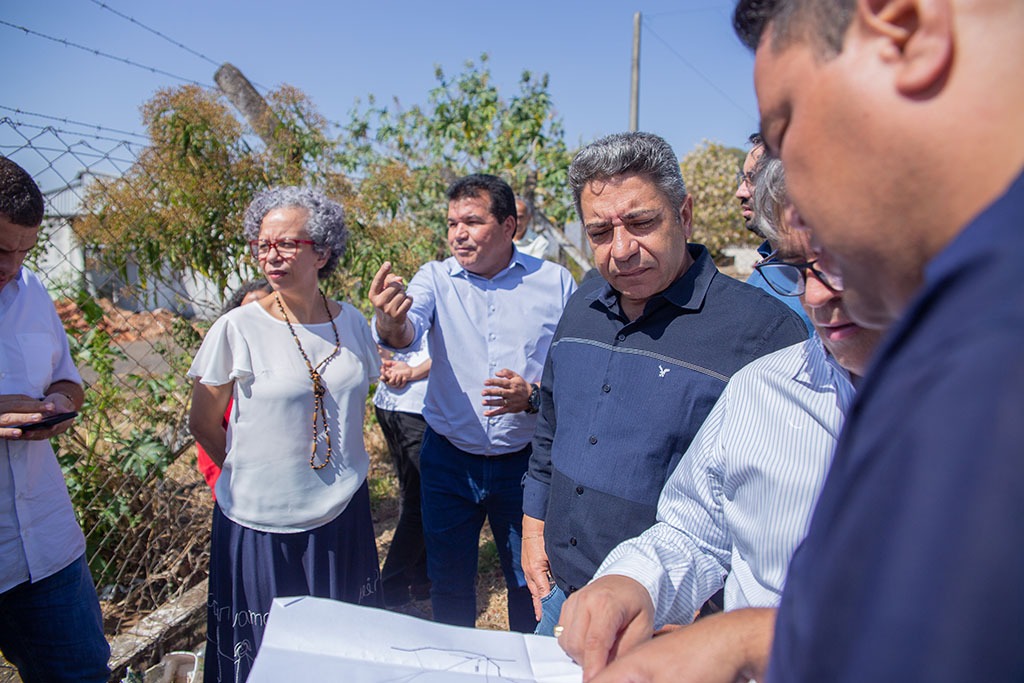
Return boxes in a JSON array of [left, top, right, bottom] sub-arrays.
[[419, 427, 536, 633], [0, 554, 110, 683], [204, 483, 381, 683], [374, 406, 430, 605]]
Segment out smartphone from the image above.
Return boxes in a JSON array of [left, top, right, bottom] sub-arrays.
[[13, 411, 78, 431]]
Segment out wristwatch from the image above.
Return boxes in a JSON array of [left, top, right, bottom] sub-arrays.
[[526, 383, 541, 414]]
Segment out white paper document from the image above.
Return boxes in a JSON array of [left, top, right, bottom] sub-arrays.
[[248, 596, 582, 682]]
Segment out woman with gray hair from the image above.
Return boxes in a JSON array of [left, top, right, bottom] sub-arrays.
[[188, 187, 381, 683]]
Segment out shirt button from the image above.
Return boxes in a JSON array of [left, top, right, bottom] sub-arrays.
[[575, 485, 584, 495], [569, 585, 577, 593], [616, 334, 625, 341], [602, 384, 611, 393], [588, 435, 598, 445], [569, 537, 577, 546]]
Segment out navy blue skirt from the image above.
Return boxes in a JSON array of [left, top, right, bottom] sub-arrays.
[[203, 480, 381, 683]]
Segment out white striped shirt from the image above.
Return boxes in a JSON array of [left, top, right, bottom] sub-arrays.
[[594, 336, 855, 627]]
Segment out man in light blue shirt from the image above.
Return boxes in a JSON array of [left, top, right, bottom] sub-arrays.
[[370, 174, 575, 632]]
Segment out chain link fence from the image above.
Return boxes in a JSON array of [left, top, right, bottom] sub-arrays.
[[2, 112, 226, 680], [2, 106, 588, 681]]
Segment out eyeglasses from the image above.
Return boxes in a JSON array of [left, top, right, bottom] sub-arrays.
[[248, 238, 316, 260], [753, 251, 844, 297], [736, 170, 755, 187]]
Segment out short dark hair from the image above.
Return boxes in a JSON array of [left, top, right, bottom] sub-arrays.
[[221, 278, 271, 317], [0, 157, 45, 227], [733, 0, 855, 57], [446, 174, 516, 224], [748, 132, 764, 147]]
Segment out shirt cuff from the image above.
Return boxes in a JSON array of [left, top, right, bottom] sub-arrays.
[[593, 553, 667, 628], [521, 475, 550, 520], [370, 313, 420, 352]]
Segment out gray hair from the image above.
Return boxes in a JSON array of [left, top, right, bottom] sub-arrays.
[[515, 195, 534, 218], [751, 155, 787, 245], [242, 186, 348, 279], [568, 132, 688, 221]]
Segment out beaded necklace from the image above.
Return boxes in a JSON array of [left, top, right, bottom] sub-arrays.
[[274, 290, 341, 470]]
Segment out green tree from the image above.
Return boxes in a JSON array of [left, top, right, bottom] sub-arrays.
[[680, 140, 755, 261], [76, 58, 575, 304], [76, 85, 350, 292], [338, 54, 576, 286]]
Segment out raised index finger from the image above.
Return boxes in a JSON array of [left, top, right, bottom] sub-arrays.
[[369, 261, 393, 297]]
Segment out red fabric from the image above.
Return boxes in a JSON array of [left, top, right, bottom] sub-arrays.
[[196, 399, 231, 500]]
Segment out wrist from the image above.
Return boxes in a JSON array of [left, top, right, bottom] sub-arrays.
[[525, 383, 541, 414]]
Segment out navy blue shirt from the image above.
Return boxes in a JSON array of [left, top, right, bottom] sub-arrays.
[[769, 171, 1024, 682], [523, 244, 807, 593]]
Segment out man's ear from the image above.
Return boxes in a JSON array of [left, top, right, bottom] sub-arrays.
[[678, 194, 694, 241], [501, 214, 517, 240], [859, 0, 953, 95]]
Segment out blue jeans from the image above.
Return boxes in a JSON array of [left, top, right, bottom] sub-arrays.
[[419, 427, 536, 633], [535, 583, 568, 636], [0, 554, 110, 683]]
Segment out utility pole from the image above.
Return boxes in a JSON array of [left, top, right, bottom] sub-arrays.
[[629, 12, 641, 132], [214, 62, 284, 150]]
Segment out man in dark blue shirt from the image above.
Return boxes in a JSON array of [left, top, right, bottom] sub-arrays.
[[521, 132, 806, 635], [660, 0, 1024, 681]]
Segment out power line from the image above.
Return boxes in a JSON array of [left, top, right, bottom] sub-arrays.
[[0, 18, 214, 88], [0, 105, 149, 141], [645, 5, 732, 19], [86, 0, 220, 68], [641, 18, 756, 123]]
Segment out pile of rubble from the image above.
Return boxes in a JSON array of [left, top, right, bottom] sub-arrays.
[[55, 298, 178, 344]]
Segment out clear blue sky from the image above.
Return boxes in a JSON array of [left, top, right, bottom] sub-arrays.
[[2, 0, 758, 187]]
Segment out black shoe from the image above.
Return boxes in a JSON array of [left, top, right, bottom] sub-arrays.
[[382, 585, 412, 609]]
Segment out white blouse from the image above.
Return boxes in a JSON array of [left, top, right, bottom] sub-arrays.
[[189, 300, 379, 533]]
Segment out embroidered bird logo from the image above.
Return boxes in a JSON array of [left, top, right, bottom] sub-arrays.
[[658, 365, 671, 378]]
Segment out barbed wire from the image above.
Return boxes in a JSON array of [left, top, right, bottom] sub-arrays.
[[83, 0, 270, 92], [0, 119, 146, 152], [0, 18, 214, 88], [86, 0, 220, 68], [0, 104, 150, 141]]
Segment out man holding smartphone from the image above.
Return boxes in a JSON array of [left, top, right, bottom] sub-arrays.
[[0, 156, 110, 682]]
